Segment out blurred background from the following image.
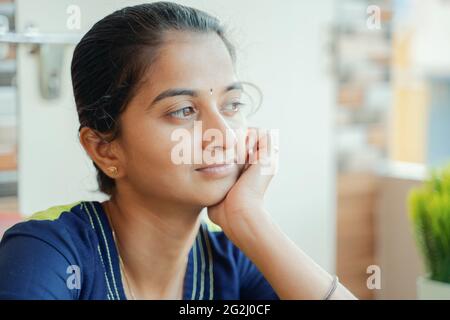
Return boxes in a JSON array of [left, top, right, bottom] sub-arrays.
[[0, 0, 449, 299]]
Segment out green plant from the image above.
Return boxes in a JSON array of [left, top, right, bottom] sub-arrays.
[[408, 163, 450, 283]]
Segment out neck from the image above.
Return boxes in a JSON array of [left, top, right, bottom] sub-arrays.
[[102, 188, 203, 299]]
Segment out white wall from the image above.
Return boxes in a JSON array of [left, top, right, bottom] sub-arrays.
[[16, 0, 336, 272]]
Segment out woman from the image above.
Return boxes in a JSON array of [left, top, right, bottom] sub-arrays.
[[0, 2, 355, 300]]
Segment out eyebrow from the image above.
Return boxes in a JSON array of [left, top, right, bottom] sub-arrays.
[[149, 81, 243, 106]]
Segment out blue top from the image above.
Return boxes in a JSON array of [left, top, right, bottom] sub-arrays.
[[0, 200, 279, 300]]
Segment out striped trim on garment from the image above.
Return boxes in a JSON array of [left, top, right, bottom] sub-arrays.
[[83, 201, 120, 300], [89, 201, 121, 300], [190, 237, 198, 300], [191, 223, 215, 300], [201, 223, 214, 300], [197, 230, 206, 300], [81, 202, 114, 300]]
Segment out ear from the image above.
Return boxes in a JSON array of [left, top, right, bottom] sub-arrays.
[[78, 127, 125, 179]]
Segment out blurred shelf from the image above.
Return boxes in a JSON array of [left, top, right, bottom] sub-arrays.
[[0, 2, 14, 17], [0, 59, 15, 73], [0, 170, 17, 197], [0, 151, 16, 171], [0, 196, 21, 239], [376, 160, 426, 181], [0, 85, 17, 132], [0, 195, 17, 213], [337, 171, 379, 300], [0, 32, 81, 45]]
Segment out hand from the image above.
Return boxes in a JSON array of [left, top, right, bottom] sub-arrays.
[[207, 128, 279, 247]]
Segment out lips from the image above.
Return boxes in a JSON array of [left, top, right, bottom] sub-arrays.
[[195, 163, 233, 171], [194, 163, 237, 176]]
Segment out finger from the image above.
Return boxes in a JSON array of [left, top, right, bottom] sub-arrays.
[[253, 129, 279, 176], [246, 127, 259, 165]]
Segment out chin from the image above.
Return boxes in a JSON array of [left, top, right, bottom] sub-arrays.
[[196, 178, 236, 207]]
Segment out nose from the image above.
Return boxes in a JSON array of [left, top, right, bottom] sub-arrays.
[[201, 109, 237, 155]]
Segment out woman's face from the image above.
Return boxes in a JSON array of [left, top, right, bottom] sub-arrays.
[[114, 31, 247, 207]]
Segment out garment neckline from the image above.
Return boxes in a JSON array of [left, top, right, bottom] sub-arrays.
[[86, 200, 195, 300]]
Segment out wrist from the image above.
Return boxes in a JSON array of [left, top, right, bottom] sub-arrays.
[[227, 207, 277, 253]]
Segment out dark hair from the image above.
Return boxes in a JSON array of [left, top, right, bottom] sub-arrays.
[[71, 2, 236, 196]]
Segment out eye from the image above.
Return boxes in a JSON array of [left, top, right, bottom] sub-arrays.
[[221, 101, 245, 115], [169, 106, 197, 119]]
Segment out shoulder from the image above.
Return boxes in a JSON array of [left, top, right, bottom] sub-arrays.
[[0, 201, 100, 299], [1, 201, 98, 257]]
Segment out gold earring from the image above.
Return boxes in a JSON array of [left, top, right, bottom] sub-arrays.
[[107, 166, 118, 176]]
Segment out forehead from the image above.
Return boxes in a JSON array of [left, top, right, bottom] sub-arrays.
[[143, 31, 236, 94]]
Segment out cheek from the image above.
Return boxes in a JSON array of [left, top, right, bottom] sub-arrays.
[[122, 121, 179, 174]]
